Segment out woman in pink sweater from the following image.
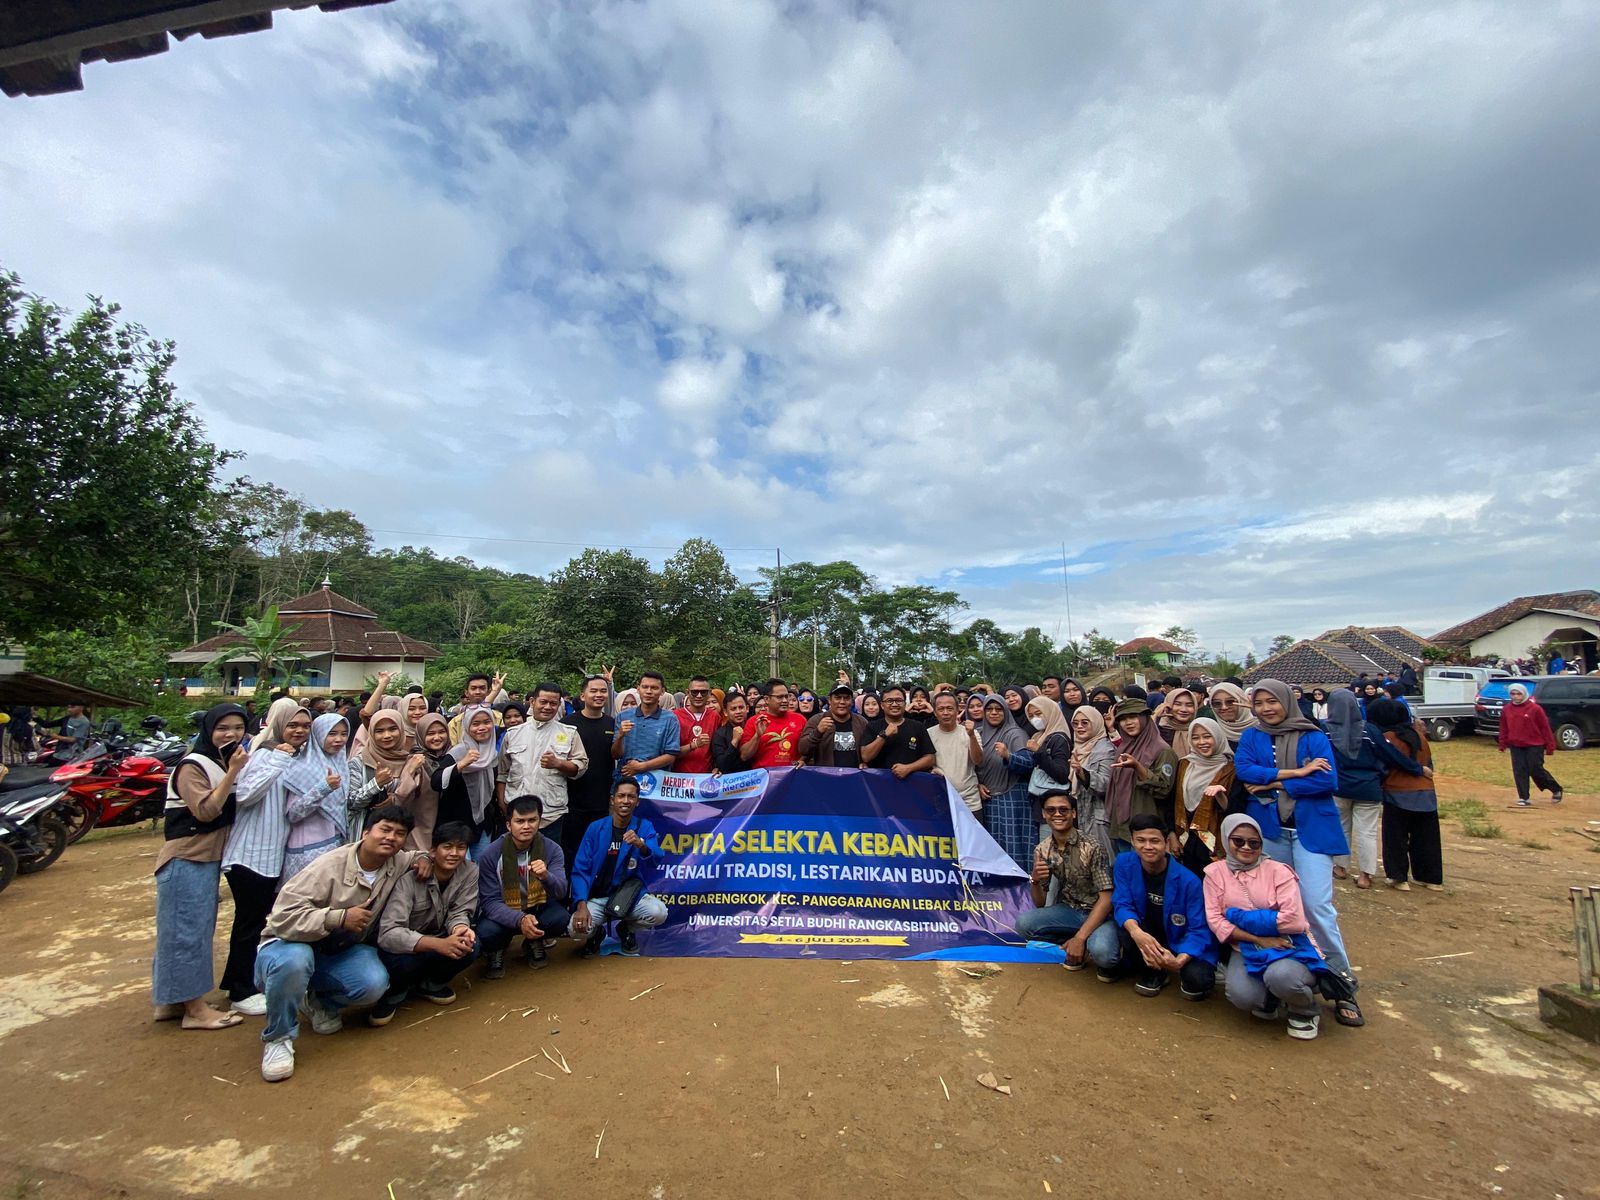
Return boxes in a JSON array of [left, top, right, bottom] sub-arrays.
[[1203, 814, 1326, 1040]]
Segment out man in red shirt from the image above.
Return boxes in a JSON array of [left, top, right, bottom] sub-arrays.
[[673, 676, 721, 773], [739, 678, 806, 769]]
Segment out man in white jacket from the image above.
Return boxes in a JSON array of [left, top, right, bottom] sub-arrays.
[[498, 682, 589, 847]]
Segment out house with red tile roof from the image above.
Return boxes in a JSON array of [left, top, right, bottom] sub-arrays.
[[167, 580, 440, 694], [1114, 637, 1186, 667]]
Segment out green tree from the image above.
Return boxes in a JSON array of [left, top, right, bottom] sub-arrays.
[[1074, 628, 1120, 670], [856, 585, 965, 683], [1160, 626, 1199, 653], [1268, 634, 1297, 657], [0, 269, 232, 640], [659, 538, 765, 680], [524, 548, 658, 679], [759, 559, 873, 650], [23, 623, 165, 701], [203, 604, 308, 701]]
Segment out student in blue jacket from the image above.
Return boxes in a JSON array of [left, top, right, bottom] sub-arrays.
[[1235, 679, 1363, 1027], [568, 777, 667, 957], [1109, 813, 1218, 1000]]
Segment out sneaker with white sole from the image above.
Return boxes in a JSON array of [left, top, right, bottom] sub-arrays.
[[1133, 971, 1169, 997], [1287, 1012, 1320, 1041], [232, 993, 267, 1016], [1252, 997, 1283, 1021], [261, 1037, 295, 1082], [303, 997, 342, 1035]]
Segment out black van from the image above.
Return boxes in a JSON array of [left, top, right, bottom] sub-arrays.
[[1475, 676, 1600, 750]]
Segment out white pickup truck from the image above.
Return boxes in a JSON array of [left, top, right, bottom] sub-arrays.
[[1407, 666, 1512, 740]]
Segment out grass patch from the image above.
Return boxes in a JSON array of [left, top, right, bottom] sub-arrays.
[[1517, 839, 1552, 851], [1441, 796, 1503, 839], [1431, 735, 1599, 795]]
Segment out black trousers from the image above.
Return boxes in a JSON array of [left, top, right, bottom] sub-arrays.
[[222, 866, 279, 1000], [1509, 746, 1561, 800], [377, 945, 478, 998], [478, 900, 573, 953], [1382, 807, 1443, 885], [1115, 926, 1216, 995]]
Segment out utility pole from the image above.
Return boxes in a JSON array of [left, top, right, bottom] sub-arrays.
[[1060, 542, 1074, 646], [768, 548, 782, 679]]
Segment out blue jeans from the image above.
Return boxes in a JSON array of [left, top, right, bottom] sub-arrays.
[[1015, 904, 1119, 968], [1262, 828, 1353, 981], [255, 940, 389, 1042], [581, 892, 668, 930]]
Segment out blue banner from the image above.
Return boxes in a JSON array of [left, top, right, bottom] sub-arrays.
[[632, 766, 1057, 961]]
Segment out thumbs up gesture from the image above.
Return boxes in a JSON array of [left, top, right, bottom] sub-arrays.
[[341, 900, 375, 934]]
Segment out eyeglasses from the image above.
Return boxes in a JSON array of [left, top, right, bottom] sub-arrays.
[[688, 688, 709, 696], [1228, 836, 1262, 850], [1042, 806, 1074, 815]]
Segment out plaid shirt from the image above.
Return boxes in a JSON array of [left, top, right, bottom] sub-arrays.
[[1037, 828, 1112, 911]]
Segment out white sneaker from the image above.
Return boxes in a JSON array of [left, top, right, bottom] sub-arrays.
[[232, 993, 267, 1016], [1287, 1012, 1320, 1041], [261, 1037, 295, 1082], [302, 997, 342, 1035]]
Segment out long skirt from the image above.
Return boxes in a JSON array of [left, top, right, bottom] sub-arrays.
[[152, 858, 222, 1005], [986, 784, 1037, 871]]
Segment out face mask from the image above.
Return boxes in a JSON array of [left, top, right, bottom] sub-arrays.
[[1029, 716, 1047, 731]]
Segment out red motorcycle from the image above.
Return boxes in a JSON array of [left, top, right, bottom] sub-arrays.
[[52, 742, 186, 843]]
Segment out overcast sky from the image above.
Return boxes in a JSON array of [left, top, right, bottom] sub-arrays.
[[3, 0, 1596, 657]]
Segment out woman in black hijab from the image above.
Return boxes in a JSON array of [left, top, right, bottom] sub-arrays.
[[153, 703, 252, 1030]]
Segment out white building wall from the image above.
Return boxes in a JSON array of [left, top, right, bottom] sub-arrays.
[[328, 659, 428, 691], [1471, 613, 1600, 661]]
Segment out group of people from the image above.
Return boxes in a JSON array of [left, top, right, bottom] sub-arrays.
[[153, 663, 1469, 1082]]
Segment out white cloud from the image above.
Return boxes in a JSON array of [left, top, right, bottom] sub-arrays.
[[1, 0, 1597, 649]]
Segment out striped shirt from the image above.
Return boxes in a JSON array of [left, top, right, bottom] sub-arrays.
[[222, 747, 297, 878]]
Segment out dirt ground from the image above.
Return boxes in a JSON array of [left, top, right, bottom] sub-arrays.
[[2, 763, 1599, 1200]]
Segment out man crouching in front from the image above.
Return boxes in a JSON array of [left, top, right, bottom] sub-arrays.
[[254, 805, 428, 1082]]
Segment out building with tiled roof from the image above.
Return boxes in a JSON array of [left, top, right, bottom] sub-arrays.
[[1432, 591, 1600, 672], [1241, 640, 1387, 690], [1114, 637, 1187, 667], [1316, 626, 1440, 676], [167, 580, 440, 695]]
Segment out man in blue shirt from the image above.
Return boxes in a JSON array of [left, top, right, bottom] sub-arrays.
[[1109, 813, 1217, 1000], [611, 671, 680, 781]]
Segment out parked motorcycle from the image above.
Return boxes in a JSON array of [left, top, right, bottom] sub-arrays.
[[53, 737, 184, 844], [0, 783, 70, 875]]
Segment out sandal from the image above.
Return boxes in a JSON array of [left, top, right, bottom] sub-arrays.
[[1332, 865, 1349, 880], [1355, 874, 1372, 890], [181, 1010, 244, 1031], [1334, 997, 1365, 1027], [153, 1003, 185, 1022]]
